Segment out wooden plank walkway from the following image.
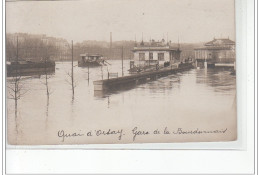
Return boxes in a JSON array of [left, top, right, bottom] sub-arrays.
[[93, 63, 193, 91]]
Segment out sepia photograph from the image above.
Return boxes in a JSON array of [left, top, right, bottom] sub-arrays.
[[6, 0, 237, 145]]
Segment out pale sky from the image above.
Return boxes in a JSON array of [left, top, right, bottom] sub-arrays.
[[6, 0, 235, 43]]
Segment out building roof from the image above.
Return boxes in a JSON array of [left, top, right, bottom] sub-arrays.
[[194, 46, 234, 50], [133, 47, 180, 52], [205, 38, 235, 46], [80, 53, 103, 57], [133, 38, 181, 52]]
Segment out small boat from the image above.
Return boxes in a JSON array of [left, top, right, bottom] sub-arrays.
[[78, 54, 106, 67], [7, 59, 55, 77]]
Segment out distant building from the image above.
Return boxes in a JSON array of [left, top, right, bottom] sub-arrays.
[[194, 38, 236, 68], [132, 39, 181, 66]]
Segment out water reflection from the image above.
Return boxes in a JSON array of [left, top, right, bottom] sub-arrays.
[[146, 75, 181, 94], [14, 109, 23, 145], [7, 61, 237, 145], [94, 90, 108, 98], [107, 96, 110, 108], [196, 69, 236, 94]]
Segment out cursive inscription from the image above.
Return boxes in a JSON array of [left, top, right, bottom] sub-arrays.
[[132, 127, 149, 141], [172, 128, 228, 134], [95, 129, 124, 140], [58, 130, 84, 142], [57, 127, 229, 142]]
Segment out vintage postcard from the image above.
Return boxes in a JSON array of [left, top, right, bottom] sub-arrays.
[[6, 0, 237, 145]]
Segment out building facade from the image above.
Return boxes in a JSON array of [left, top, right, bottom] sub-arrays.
[[194, 38, 236, 68], [132, 39, 181, 66]]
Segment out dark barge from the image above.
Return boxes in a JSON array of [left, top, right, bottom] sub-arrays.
[[7, 60, 55, 77]]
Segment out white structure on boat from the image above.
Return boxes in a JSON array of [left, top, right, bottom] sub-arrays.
[[132, 39, 181, 67], [78, 53, 105, 67], [194, 38, 236, 69]]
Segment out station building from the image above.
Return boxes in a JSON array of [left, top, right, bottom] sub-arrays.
[[132, 39, 181, 67], [194, 38, 236, 68]]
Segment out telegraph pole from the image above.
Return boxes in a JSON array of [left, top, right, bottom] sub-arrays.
[[16, 36, 18, 62], [110, 32, 112, 58], [71, 40, 74, 96], [121, 46, 124, 76]]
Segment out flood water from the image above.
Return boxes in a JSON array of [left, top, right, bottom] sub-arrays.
[[7, 60, 237, 145]]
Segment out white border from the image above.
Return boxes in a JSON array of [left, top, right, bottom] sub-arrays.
[[4, 0, 256, 173]]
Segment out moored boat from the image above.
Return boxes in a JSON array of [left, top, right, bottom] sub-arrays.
[[7, 60, 55, 77], [78, 54, 106, 67]]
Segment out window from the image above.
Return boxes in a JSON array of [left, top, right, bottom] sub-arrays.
[[139, 53, 145, 61], [158, 53, 164, 61], [149, 53, 153, 60]]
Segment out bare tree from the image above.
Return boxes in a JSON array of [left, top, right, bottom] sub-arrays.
[[66, 40, 76, 98], [43, 47, 51, 100], [38, 43, 55, 101], [42, 46, 52, 130], [7, 36, 28, 118], [44, 60, 50, 99]]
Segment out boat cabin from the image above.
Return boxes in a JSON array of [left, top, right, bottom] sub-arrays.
[[80, 54, 103, 62], [78, 53, 105, 67]]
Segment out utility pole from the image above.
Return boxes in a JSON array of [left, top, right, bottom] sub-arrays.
[[121, 46, 124, 76], [71, 40, 74, 96], [16, 36, 18, 62], [110, 32, 112, 58], [15, 36, 18, 78], [15, 36, 18, 117], [167, 32, 168, 43], [135, 34, 136, 46], [178, 36, 180, 49]]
